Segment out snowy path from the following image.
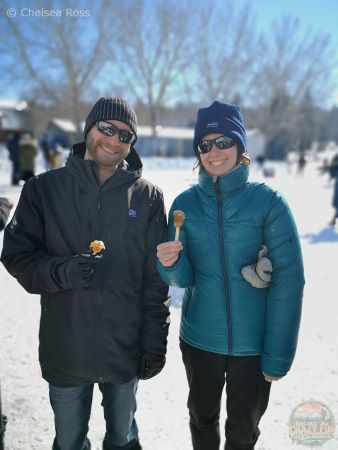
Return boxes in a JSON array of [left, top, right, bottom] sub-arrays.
[[1, 152, 338, 449]]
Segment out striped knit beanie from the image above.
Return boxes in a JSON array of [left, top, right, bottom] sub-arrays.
[[84, 96, 137, 142]]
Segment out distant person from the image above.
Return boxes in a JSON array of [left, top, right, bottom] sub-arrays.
[[49, 146, 58, 169], [328, 153, 338, 227], [0, 196, 13, 450], [0, 197, 13, 232], [6, 133, 21, 185], [53, 145, 66, 168], [321, 157, 329, 172], [39, 133, 52, 169], [18, 133, 37, 181], [1, 96, 169, 450], [256, 154, 265, 170], [296, 152, 307, 176], [0, 384, 7, 450], [157, 101, 304, 450]]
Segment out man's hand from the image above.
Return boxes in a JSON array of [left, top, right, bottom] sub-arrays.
[[263, 372, 282, 382], [64, 254, 100, 289], [157, 241, 183, 267], [138, 356, 166, 380]]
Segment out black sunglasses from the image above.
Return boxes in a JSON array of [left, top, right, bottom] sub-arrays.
[[96, 121, 136, 144], [198, 136, 235, 154]]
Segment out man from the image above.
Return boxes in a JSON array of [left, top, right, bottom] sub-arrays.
[[328, 153, 338, 226], [1, 97, 170, 450], [1, 196, 13, 450], [6, 133, 21, 186]]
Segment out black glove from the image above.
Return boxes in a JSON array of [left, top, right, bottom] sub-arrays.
[[138, 356, 166, 380], [63, 254, 100, 289]]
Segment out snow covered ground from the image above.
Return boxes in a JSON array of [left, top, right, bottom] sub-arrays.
[[1, 148, 338, 450]]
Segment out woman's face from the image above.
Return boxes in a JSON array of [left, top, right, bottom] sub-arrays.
[[199, 133, 238, 177]]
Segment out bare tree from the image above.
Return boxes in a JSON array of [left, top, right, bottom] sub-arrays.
[[247, 16, 337, 158], [0, 0, 123, 138], [189, 0, 258, 104], [1, 0, 336, 144], [252, 16, 337, 106], [109, 0, 195, 132]]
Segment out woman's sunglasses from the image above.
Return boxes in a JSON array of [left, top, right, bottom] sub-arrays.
[[198, 136, 235, 154], [96, 121, 136, 144]]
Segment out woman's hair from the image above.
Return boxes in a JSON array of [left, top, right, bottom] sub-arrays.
[[193, 149, 251, 172], [239, 152, 251, 166]]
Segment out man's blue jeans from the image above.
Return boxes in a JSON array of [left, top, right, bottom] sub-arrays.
[[49, 378, 139, 450]]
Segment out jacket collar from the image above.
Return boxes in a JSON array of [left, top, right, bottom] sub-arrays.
[[198, 164, 249, 197], [66, 141, 143, 189]]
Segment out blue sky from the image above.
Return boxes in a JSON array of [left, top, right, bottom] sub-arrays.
[[1, 0, 338, 105], [236, 0, 338, 105], [238, 0, 338, 41]]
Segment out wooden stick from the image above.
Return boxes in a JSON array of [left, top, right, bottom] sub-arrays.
[[175, 226, 180, 241]]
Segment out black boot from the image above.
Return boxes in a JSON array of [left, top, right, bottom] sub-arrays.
[[102, 438, 142, 450]]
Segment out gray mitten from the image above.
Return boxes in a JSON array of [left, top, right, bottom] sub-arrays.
[[241, 245, 273, 288]]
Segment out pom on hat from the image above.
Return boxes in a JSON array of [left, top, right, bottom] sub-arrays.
[[193, 101, 247, 155], [84, 96, 137, 142]]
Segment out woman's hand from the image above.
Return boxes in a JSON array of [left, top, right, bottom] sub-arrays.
[[157, 241, 183, 267], [263, 372, 281, 382]]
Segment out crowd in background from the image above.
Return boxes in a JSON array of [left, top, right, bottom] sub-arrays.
[[5, 132, 65, 186], [1, 132, 338, 229]]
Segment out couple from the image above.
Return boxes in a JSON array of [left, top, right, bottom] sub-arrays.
[[1, 97, 304, 450]]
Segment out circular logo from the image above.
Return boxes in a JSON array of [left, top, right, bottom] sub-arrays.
[[7, 8, 17, 17], [289, 401, 336, 447]]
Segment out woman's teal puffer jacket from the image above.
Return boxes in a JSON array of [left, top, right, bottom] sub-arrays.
[[157, 164, 304, 377]]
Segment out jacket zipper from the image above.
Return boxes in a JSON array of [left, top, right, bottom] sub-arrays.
[[215, 178, 233, 354], [87, 220, 93, 245], [87, 216, 103, 381], [106, 219, 111, 245], [97, 187, 104, 382], [97, 188, 102, 211]]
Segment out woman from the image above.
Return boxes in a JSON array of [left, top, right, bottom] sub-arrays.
[[18, 133, 37, 182], [328, 153, 338, 226], [157, 101, 304, 450]]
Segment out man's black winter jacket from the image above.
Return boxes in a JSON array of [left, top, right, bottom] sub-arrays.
[[1, 144, 169, 387]]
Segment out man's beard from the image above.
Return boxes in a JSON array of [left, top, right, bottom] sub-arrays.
[[86, 134, 128, 167]]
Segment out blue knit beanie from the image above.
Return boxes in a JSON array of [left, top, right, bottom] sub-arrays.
[[193, 101, 247, 155]]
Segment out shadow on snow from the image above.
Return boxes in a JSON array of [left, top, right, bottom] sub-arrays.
[[302, 226, 338, 244]]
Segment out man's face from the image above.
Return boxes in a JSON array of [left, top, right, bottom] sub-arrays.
[[85, 119, 132, 168]]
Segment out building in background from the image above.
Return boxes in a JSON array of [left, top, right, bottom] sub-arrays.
[[42, 119, 266, 159], [0, 101, 33, 142]]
